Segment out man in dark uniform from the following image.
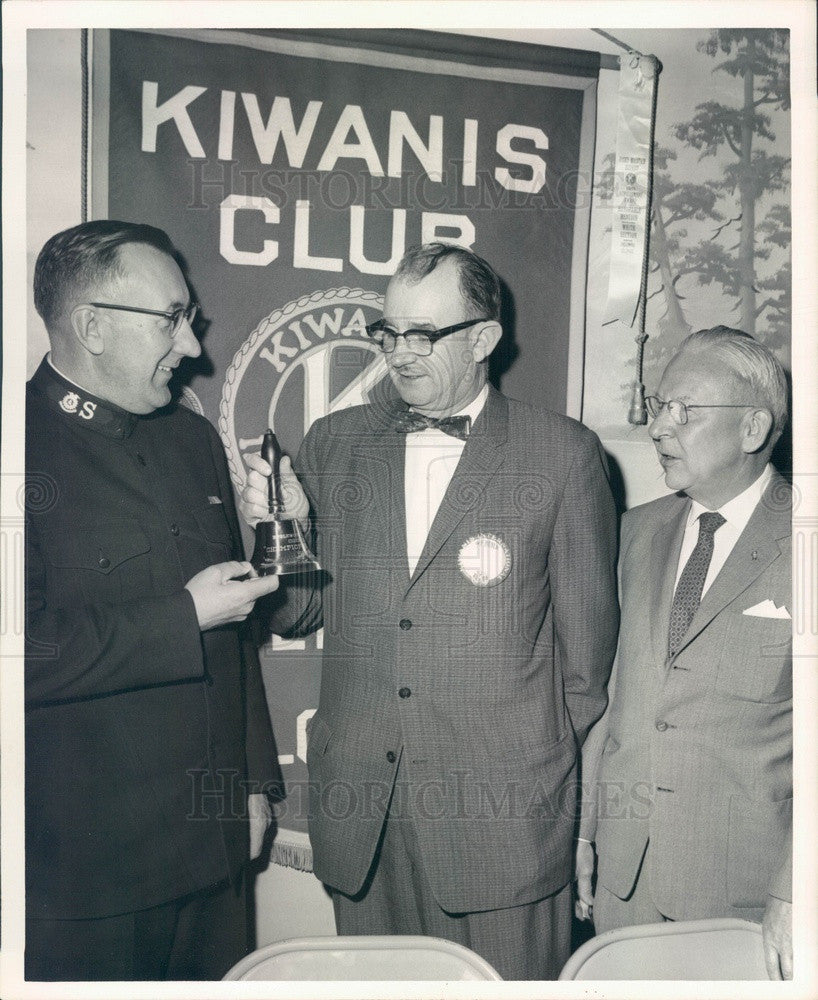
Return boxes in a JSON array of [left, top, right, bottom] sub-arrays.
[[25, 220, 280, 980]]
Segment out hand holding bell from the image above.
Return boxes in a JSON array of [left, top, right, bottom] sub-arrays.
[[249, 430, 320, 576]]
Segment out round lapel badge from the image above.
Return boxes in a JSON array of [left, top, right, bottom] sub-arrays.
[[458, 533, 512, 587]]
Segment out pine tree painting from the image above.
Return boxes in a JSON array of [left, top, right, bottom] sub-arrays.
[[587, 28, 792, 433], [644, 29, 791, 384]]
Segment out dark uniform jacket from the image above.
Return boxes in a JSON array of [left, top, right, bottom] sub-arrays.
[[25, 359, 276, 919], [269, 386, 619, 913]]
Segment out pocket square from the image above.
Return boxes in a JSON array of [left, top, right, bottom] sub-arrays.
[[207, 496, 223, 505], [742, 599, 791, 620]]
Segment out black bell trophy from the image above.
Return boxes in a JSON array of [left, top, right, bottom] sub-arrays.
[[250, 429, 320, 576]]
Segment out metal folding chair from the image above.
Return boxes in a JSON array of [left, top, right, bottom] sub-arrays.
[[558, 917, 767, 980], [224, 934, 502, 980]]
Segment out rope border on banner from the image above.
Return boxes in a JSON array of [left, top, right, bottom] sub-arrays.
[[218, 287, 383, 491]]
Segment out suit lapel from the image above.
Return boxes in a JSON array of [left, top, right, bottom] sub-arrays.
[[671, 473, 791, 659], [649, 496, 689, 666], [406, 387, 509, 593]]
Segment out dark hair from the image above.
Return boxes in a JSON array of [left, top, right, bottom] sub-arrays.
[[394, 243, 502, 321], [33, 220, 178, 329], [681, 325, 789, 441]]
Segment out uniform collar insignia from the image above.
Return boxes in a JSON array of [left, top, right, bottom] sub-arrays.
[[31, 360, 139, 440]]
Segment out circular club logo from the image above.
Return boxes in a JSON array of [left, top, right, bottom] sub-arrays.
[[458, 533, 512, 587], [219, 287, 386, 491]]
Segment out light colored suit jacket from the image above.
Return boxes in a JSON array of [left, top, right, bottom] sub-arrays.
[[581, 473, 792, 921], [271, 386, 619, 912]]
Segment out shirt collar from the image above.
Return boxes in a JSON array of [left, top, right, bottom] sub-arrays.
[[408, 383, 489, 423], [686, 464, 773, 531], [32, 356, 140, 440], [456, 383, 489, 423]]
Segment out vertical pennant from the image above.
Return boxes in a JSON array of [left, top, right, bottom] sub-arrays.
[[604, 53, 659, 328]]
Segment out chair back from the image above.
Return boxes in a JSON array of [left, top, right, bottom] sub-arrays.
[[559, 918, 767, 980], [224, 934, 503, 980]]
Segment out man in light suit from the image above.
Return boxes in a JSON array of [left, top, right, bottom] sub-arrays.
[[575, 327, 792, 980], [242, 243, 619, 979]]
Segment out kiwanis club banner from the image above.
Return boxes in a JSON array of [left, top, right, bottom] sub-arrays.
[[89, 27, 600, 869]]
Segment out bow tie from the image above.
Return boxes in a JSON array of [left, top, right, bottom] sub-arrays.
[[393, 411, 471, 440]]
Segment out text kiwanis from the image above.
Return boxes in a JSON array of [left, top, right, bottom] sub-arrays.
[[142, 84, 552, 271]]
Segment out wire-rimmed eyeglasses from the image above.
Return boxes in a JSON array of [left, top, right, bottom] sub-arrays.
[[365, 318, 489, 356], [88, 301, 199, 337], [645, 396, 758, 426]]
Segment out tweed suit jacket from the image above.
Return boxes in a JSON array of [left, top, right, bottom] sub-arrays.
[[270, 385, 619, 913], [581, 473, 792, 921], [25, 360, 276, 919]]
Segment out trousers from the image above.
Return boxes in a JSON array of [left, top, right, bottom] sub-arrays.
[[26, 877, 248, 981], [331, 760, 572, 980]]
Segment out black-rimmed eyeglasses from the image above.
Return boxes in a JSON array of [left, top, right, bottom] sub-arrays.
[[89, 301, 199, 337], [365, 318, 489, 356], [645, 396, 758, 426]]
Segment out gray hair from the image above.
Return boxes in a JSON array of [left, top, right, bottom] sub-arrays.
[[681, 326, 789, 441]]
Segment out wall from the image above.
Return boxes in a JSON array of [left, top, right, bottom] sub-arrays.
[[23, 26, 717, 942]]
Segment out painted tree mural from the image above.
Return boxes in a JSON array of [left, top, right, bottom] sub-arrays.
[[597, 29, 792, 402], [670, 29, 790, 342]]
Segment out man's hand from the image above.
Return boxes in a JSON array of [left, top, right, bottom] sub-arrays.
[[239, 452, 310, 529], [248, 792, 273, 861], [762, 895, 792, 980], [574, 838, 596, 921], [185, 561, 279, 631]]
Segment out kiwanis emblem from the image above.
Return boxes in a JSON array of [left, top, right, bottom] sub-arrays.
[[219, 287, 386, 491], [458, 533, 512, 587], [59, 392, 80, 414]]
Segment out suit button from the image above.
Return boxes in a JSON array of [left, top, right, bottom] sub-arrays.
[[655, 721, 668, 732], [386, 751, 397, 763], [399, 619, 412, 630], [398, 687, 411, 699], [170, 523, 180, 536], [97, 556, 110, 569], [136, 453, 146, 466]]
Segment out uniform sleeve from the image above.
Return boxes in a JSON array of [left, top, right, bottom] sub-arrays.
[[205, 421, 276, 786], [25, 530, 205, 706], [550, 429, 619, 747]]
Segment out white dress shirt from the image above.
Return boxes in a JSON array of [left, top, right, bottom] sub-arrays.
[[404, 385, 488, 576], [673, 463, 773, 597]]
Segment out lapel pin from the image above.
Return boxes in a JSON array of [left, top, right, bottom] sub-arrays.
[[458, 533, 512, 587]]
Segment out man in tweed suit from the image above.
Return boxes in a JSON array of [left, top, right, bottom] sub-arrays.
[[575, 328, 792, 980], [242, 243, 619, 979]]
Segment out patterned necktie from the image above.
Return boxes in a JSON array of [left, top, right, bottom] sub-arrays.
[[667, 511, 726, 657], [393, 411, 471, 440]]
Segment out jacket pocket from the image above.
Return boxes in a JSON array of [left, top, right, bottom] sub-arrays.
[[42, 521, 152, 604], [192, 505, 233, 557], [726, 794, 791, 907], [715, 612, 792, 702]]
